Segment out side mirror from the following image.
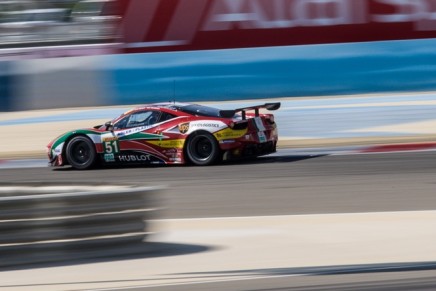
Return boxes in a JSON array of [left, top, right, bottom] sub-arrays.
[[105, 121, 114, 132]]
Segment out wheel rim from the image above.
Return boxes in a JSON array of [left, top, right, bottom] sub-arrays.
[[70, 141, 91, 165], [190, 136, 213, 161]]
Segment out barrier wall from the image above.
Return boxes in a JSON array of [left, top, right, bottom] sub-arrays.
[[0, 182, 161, 268], [0, 62, 12, 111], [10, 56, 112, 111], [3, 38, 436, 111], [107, 38, 436, 104]]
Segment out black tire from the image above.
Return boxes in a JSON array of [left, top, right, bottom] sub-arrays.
[[185, 131, 220, 166], [65, 136, 97, 170]]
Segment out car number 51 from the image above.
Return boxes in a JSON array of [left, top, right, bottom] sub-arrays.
[[104, 140, 120, 154]]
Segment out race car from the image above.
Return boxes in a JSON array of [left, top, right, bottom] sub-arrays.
[[47, 102, 280, 169]]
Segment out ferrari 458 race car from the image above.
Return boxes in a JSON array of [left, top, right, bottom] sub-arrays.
[[47, 102, 280, 169]]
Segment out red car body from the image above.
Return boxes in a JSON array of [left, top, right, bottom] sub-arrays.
[[47, 102, 280, 169]]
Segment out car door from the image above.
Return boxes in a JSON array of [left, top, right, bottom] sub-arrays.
[[108, 110, 167, 163]]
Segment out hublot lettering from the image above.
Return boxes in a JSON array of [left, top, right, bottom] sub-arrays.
[[118, 154, 151, 162]]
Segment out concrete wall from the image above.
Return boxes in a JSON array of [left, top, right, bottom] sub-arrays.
[[106, 38, 436, 104], [9, 56, 112, 111]]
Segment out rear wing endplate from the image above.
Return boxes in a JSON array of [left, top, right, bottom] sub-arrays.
[[219, 102, 281, 119]]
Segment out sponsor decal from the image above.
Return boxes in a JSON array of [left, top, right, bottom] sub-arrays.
[[187, 121, 227, 133], [104, 153, 115, 162], [214, 128, 247, 140], [179, 123, 190, 134], [148, 139, 185, 149], [165, 152, 182, 159], [118, 154, 152, 162], [258, 131, 267, 143], [103, 137, 118, 142], [116, 125, 157, 138], [191, 123, 220, 128], [220, 139, 236, 144], [163, 148, 178, 154]]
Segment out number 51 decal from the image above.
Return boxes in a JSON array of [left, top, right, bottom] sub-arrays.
[[104, 139, 120, 154]]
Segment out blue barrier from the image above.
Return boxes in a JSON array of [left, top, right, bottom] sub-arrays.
[[0, 62, 12, 111], [4, 38, 436, 111], [105, 38, 436, 105]]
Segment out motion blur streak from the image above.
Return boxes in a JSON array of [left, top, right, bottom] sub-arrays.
[[1, 152, 436, 290], [1, 1, 436, 290]]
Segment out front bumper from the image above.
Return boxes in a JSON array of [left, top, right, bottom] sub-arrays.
[[47, 151, 63, 167]]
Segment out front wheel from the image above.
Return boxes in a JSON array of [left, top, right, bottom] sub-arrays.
[[65, 136, 97, 170], [185, 132, 220, 166]]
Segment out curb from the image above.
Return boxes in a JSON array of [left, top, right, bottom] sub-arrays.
[[358, 142, 436, 153]]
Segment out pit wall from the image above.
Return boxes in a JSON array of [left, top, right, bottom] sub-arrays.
[[2, 38, 436, 111]]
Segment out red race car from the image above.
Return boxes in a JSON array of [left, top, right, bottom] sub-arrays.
[[47, 102, 280, 169]]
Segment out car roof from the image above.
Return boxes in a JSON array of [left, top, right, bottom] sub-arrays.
[[127, 102, 228, 118]]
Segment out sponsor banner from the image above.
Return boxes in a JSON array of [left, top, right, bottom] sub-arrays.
[[119, 0, 436, 53]]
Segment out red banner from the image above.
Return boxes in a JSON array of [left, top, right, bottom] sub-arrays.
[[118, 0, 436, 53]]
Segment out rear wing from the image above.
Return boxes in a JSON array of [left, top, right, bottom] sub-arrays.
[[220, 102, 281, 119]]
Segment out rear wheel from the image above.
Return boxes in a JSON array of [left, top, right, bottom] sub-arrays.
[[65, 136, 97, 170], [185, 131, 220, 166]]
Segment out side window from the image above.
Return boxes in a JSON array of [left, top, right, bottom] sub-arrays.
[[159, 112, 176, 122], [126, 111, 161, 128], [126, 111, 150, 128], [113, 116, 129, 130], [114, 110, 165, 129]]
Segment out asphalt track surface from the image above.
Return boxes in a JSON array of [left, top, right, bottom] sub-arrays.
[[2, 150, 436, 218], [2, 150, 436, 290]]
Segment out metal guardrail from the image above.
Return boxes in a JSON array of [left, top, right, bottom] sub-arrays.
[[0, 182, 162, 268]]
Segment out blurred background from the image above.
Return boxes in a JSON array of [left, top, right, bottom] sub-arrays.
[[2, 1, 436, 290], [2, 0, 436, 112], [0, 0, 119, 50]]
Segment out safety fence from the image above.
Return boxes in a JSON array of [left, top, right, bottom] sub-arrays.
[[0, 182, 162, 268]]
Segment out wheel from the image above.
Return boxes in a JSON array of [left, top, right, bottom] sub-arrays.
[[185, 131, 220, 166], [65, 136, 97, 170]]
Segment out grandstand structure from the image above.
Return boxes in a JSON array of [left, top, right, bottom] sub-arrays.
[[0, 0, 119, 54]]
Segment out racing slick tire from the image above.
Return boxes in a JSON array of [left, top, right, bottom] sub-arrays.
[[185, 131, 220, 166], [65, 136, 97, 170]]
